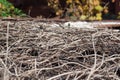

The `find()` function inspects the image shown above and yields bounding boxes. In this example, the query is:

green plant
[48,0,104,20]
[0,0,26,17]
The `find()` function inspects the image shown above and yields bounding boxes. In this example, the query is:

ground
[0,19,120,80]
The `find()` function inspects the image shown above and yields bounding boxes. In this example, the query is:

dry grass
[0,20,120,80]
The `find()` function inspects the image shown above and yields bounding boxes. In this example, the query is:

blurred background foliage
[0,0,120,20]
[0,0,26,17]
[48,0,104,20]
[48,0,117,20]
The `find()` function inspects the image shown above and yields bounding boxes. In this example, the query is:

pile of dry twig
[0,20,120,80]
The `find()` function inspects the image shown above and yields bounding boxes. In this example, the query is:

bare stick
[47,71,82,80]
[87,33,97,80]
[4,22,10,80]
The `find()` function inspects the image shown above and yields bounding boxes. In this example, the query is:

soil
[0,19,120,80]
